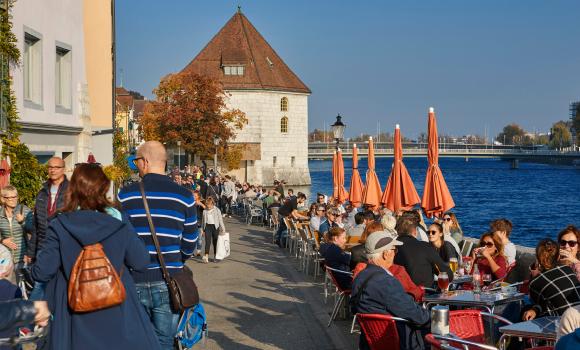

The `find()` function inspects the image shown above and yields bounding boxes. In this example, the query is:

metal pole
[214,146,217,173]
[178,144,181,170]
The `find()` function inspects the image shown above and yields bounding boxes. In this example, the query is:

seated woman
[428,223,458,263]
[472,232,507,280]
[320,227,352,290]
[524,239,580,320]
[558,225,580,281]
[442,212,463,244]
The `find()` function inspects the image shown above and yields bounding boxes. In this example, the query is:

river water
[306,157,580,247]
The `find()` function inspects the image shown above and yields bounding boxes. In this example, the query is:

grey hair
[0,185,18,196]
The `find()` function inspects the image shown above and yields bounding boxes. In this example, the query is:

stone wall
[225,90,311,185]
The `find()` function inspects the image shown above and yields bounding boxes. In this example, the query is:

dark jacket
[350,243,367,270]
[556,328,580,350]
[320,242,352,290]
[27,178,69,259]
[0,300,36,332]
[529,265,580,316]
[31,210,160,350]
[432,241,459,263]
[394,235,453,288]
[350,264,430,350]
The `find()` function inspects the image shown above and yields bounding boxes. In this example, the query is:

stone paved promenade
[187,218,358,350]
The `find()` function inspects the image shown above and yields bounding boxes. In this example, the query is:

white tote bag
[215,232,231,260]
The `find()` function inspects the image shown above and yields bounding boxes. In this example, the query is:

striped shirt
[529,265,580,316]
[118,173,198,283]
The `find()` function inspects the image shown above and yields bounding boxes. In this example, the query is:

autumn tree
[140,72,247,169]
[496,123,525,145]
[549,121,572,150]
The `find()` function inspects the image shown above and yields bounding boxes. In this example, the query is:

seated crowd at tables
[268,190,580,350]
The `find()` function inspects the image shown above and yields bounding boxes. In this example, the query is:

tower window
[280,97,288,111]
[291,156,295,167]
[223,65,244,75]
[280,116,288,133]
[273,156,277,167]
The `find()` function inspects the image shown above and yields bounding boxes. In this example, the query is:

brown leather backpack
[68,243,126,312]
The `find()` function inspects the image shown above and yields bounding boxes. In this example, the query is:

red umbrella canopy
[382,124,421,212]
[362,137,382,209]
[336,149,349,204]
[349,144,364,207]
[421,107,455,218]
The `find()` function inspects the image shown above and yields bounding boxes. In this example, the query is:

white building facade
[182,11,311,185]
[11,0,91,167]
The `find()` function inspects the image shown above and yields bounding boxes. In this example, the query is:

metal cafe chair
[425,310,512,350]
[324,266,353,327]
[356,313,410,350]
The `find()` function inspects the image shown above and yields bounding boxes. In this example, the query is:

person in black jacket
[320,227,351,290]
[394,219,453,288]
[427,223,458,263]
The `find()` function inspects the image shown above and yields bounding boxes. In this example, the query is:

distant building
[181,10,311,185]
[115,87,145,153]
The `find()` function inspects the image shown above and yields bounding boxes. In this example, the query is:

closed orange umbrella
[332,150,338,199]
[349,144,364,207]
[362,137,382,209]
[336,149,349,204]
[421,107,455,218]
[0,158,11,188]
[382,124,420,212]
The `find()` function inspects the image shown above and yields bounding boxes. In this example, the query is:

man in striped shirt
[118,141,198,350]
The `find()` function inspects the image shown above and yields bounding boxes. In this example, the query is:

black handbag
[139,182,199,313]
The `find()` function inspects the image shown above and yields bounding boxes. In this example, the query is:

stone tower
[182,10,311,186]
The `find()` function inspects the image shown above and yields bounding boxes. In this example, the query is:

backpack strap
[138,181,172,284]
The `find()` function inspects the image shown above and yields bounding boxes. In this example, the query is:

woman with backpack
[31,163,160,350]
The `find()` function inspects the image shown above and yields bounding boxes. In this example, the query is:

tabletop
[499,316,559,340]
[424,290,525,310]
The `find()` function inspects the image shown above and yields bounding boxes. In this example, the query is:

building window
[291,156,295,167]
[24,32,42,105]
[273,156,277,167]
[281,97,288,111]
[280,116,288,133]
[55,46,72,110]
[223,65,244,76]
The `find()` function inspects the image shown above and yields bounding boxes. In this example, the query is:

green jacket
[0,204,32,263]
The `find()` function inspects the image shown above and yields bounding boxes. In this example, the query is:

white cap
[429,107,435,113]
[353,143,357,148]
[369,136,373,141]
[395,124,400,129]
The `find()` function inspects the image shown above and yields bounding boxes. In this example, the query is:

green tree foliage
[549,121,572,150]
[496,123,525,145]
[0,2,46,207]
[110,119,131,190]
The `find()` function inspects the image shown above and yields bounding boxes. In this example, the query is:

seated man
[347,212,366,239]
[309,205,327,232]
[351,232,430,350]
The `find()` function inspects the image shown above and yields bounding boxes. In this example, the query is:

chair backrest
[312,231,321,250]
[297,227,309,242]
[325,266,352,293]
[356,313,402,350]
[449,310,485,343]
[270,207,279,223]
[347,235,361,244]
[460,240,474,257]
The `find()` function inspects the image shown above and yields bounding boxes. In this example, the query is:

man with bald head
[118,141,199,349]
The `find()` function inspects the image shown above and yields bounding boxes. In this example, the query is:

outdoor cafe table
[423,290,525,314]
[498,316,559,350]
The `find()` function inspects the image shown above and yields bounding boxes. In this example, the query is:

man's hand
[23,255,32,264]
[33,301,51,327]
[1,237,17,250]
[522,309,537,321]
[15,213,24,223]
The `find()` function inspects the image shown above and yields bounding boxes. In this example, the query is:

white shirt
[50,184,59,205]
[504,242,517,266]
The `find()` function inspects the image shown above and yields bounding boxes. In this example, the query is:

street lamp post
[330,114,346,151]
[213,137,219,174]
[177,140,181,170]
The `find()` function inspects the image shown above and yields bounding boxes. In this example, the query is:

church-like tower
[182,10,311,185]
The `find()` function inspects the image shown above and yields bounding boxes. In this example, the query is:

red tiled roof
[182,12,311,94]
[133,99,148,116]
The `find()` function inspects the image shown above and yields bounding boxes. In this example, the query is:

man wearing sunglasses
[309,205,327,232]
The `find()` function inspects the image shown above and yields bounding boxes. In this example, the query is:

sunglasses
[428,230,440,236]
[47,166,65,170]
[132,157,145,165]
[443,218,452,222]
[480,242,494,248]
[560,240,578,248]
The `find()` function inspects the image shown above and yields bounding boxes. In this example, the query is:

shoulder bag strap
[138,181,172,284]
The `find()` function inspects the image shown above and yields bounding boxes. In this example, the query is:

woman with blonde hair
[442,212,463,243]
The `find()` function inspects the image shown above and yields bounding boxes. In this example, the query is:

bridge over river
[308,142,580,166]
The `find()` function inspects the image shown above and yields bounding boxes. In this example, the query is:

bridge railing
[307,147,580,156]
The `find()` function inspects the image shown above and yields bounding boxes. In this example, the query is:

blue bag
[176,303,207,349]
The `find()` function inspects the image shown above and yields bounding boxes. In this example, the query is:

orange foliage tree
[139,72,248,168]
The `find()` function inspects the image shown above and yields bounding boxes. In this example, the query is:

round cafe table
[498,316,559,350]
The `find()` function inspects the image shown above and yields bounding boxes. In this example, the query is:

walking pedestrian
[118,141,199,350]
[31,163,161,350]
[201,197,226,263]
[221,175,235,217]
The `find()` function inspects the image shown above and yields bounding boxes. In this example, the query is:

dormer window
[223,65,244,76]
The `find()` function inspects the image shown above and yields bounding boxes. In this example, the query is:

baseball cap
[365,231,403,255]
[0,245,13,278]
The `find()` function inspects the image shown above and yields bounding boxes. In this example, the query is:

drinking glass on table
[462,257,473,274]
[437,272,450,294]
[449,257,458,274]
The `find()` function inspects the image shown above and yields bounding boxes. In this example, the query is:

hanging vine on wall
[0,1,47,206]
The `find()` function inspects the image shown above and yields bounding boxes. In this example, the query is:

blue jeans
[135,281,179,350]
[28,281,46,301]
[275,214,288,246]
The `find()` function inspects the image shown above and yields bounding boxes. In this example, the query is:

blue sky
[116,0,580,139]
